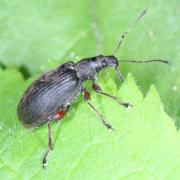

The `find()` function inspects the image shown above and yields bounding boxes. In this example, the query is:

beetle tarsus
[104,122,114,131]
[42,149,50,169]
[122,102,133,108]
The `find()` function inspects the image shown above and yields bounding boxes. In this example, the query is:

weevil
[17,9,171,168]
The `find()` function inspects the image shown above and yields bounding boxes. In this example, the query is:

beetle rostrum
[17,9,171,168]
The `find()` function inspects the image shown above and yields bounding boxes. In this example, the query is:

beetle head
[95,55,124,82]
[96,55,118,68]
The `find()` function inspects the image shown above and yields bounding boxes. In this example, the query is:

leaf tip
[148,85,160,98]
[143,84,163,108]
[123,73,137,87]
[126,72,134,80]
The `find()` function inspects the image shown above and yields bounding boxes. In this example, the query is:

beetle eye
[102,61,107,66]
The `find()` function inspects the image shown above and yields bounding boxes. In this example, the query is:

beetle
[17,9,170,168]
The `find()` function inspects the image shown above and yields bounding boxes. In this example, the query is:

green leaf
[0,69,180,179]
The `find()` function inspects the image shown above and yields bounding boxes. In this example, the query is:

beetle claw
[123,103,133,108]
[105,123,115,131]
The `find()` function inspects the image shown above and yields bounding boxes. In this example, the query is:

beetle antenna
[118,59,171,65]
[113,9,147,54]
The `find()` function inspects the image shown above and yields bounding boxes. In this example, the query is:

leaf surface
[0,69,179,179]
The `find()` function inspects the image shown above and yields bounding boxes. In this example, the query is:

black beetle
[17,9,170,168]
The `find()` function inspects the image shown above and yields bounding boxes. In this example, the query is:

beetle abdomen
[17,63,82,128]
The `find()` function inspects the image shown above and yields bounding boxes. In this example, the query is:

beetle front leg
[83,88,114,131]
[92,81,132,108]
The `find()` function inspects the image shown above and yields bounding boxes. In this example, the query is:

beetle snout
[105,55,123,82]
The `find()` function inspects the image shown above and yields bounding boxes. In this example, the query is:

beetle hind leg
[42,122,53,168]
[42,105,70,168]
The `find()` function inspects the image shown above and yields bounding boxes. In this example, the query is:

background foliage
[0,0,179,179]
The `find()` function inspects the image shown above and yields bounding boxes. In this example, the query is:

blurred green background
[0,0,179,127]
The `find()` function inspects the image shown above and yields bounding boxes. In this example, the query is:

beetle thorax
[75,59,98,81]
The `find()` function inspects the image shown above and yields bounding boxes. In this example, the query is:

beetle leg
[42,123,53,168]
[48,123,53,150]
[83,89,114,131]
[54,111,66,121]
[83,88,91,101]
[42,105,70,168]
[53,105,70,121]
[92,81,133,108]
